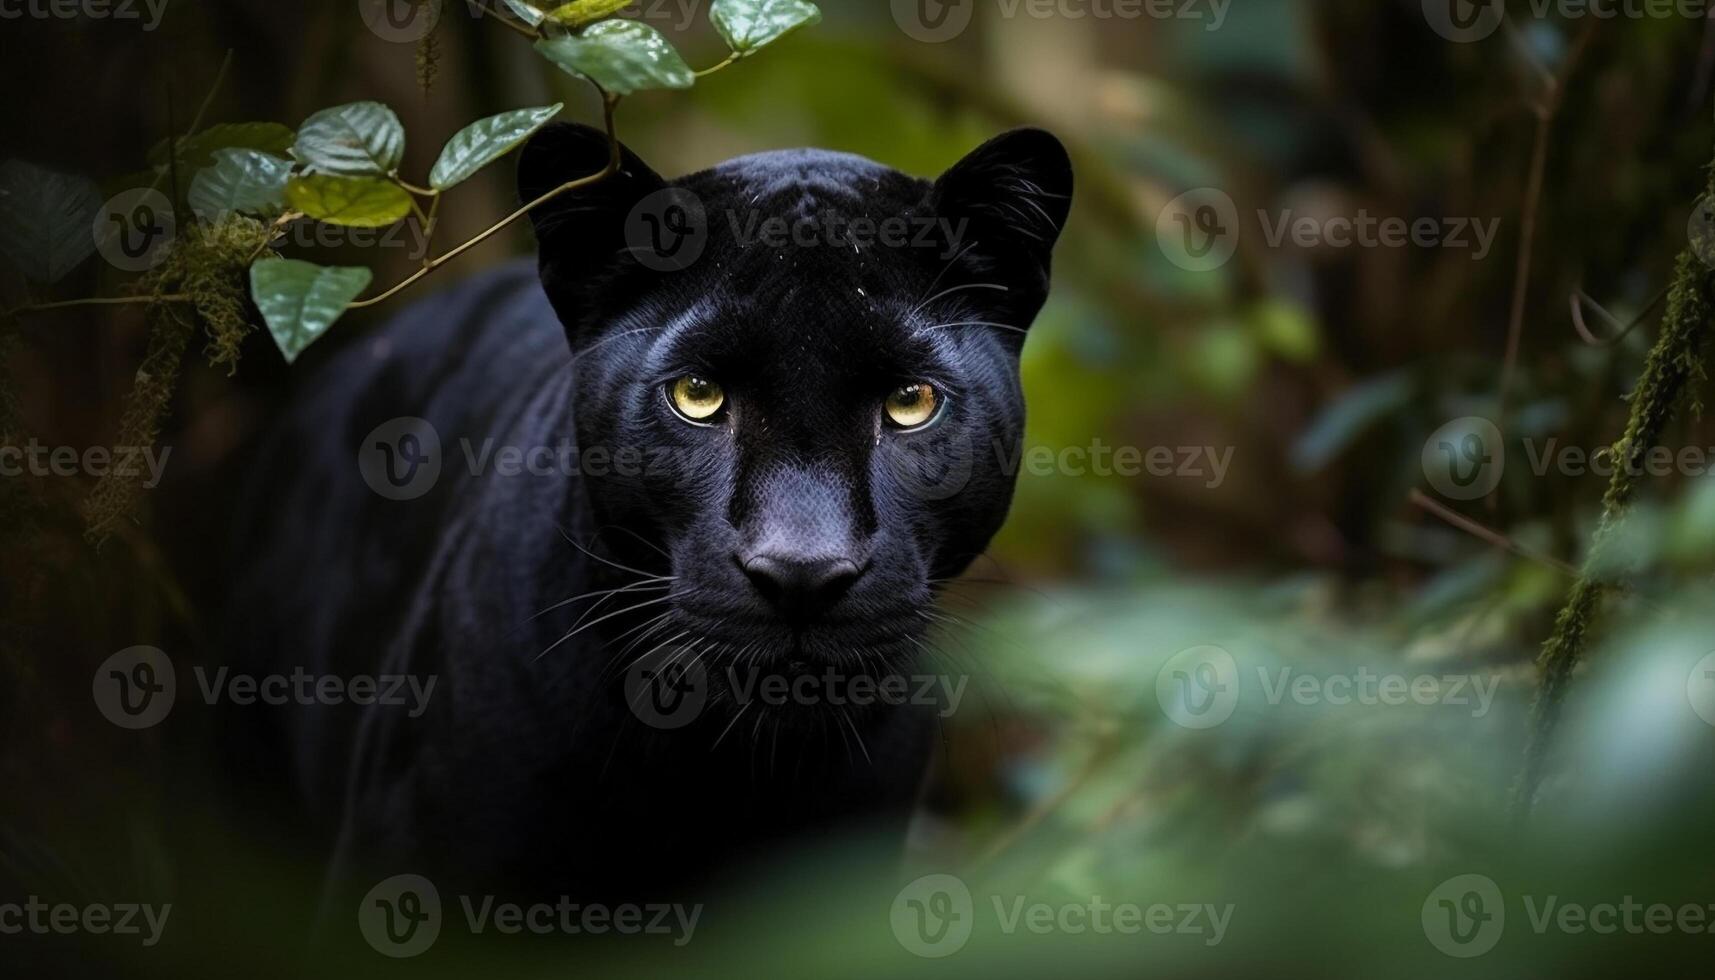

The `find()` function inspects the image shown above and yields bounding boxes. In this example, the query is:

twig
[1569,285,1666,347]
[474,0,540,38]
[3,295,191,319]
[695,53,741,78]
[346,89,621,310]
[149,50,234,199]
[1496,22,1596,427]
[1408,489,1580,578]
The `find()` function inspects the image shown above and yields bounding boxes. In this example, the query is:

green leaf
[710,0,821,53]
[149,122,296,172]
[533,20,694,95]
[0,159,102,284]
[545,0,631,29]
[501,0,547,25]
[429,103,563,190]
[188,149,293,221]
[249,259,372,363]
[284,174,413,227]
[293,102,405,177]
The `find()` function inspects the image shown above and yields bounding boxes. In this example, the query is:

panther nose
[738,553,865,620]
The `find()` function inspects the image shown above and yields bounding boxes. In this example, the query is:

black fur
[223,126,1072,902]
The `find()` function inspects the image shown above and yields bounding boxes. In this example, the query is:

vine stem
[346,90,621,310]
[393,176,438,197]
[696,53,742,78]
[475,0,540,38]
[1496,20,1595,430]
[148,48,234,205]
[3,294,191,318]
[1511,138,1715,822]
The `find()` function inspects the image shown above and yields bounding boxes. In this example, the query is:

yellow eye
[668,375,725,421]
[884,382,940,429]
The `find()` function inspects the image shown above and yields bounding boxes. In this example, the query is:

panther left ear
[930,128,1074,323]
[517,121,668,338]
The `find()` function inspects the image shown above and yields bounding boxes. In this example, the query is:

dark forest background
[6,1,1715,975]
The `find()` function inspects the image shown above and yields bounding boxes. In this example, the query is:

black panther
[222,122,1072,903]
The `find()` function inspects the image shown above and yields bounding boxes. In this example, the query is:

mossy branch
[1512,145,1715,821]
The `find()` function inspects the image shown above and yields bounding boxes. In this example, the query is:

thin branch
[150,49,234,199]
[420,194,441,270]
[3,295,191,319]
[1495,22,1597,426]
[346,90,621,310]
[391,175,438,197]
[245,211,301,264]
[1569,285,1667,347]
[1407,489,1579,578]
[474,0,540,38]
[695,53,741,78]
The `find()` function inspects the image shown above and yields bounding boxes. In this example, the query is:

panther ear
[518,122,667,331]
[930,128,1074,327]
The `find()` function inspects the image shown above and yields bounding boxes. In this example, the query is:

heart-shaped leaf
[284,174,413,227]
[501,0,547,25]
[188,149,293,221]
[149,122,296,173]
[710,0,821,53]
[545,0,631,29]
[533,20,694,95]
[293,102,405,177]
[429,103,564,190]
[0,159,103,284]
[249,258,372,363]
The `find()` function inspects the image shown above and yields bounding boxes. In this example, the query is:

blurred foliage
[6,0,1715,976]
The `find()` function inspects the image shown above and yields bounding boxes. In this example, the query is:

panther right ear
[517,122,667,327]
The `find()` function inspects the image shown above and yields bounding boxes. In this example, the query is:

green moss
[1515,166,1715,817]
[80,215,273,543]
